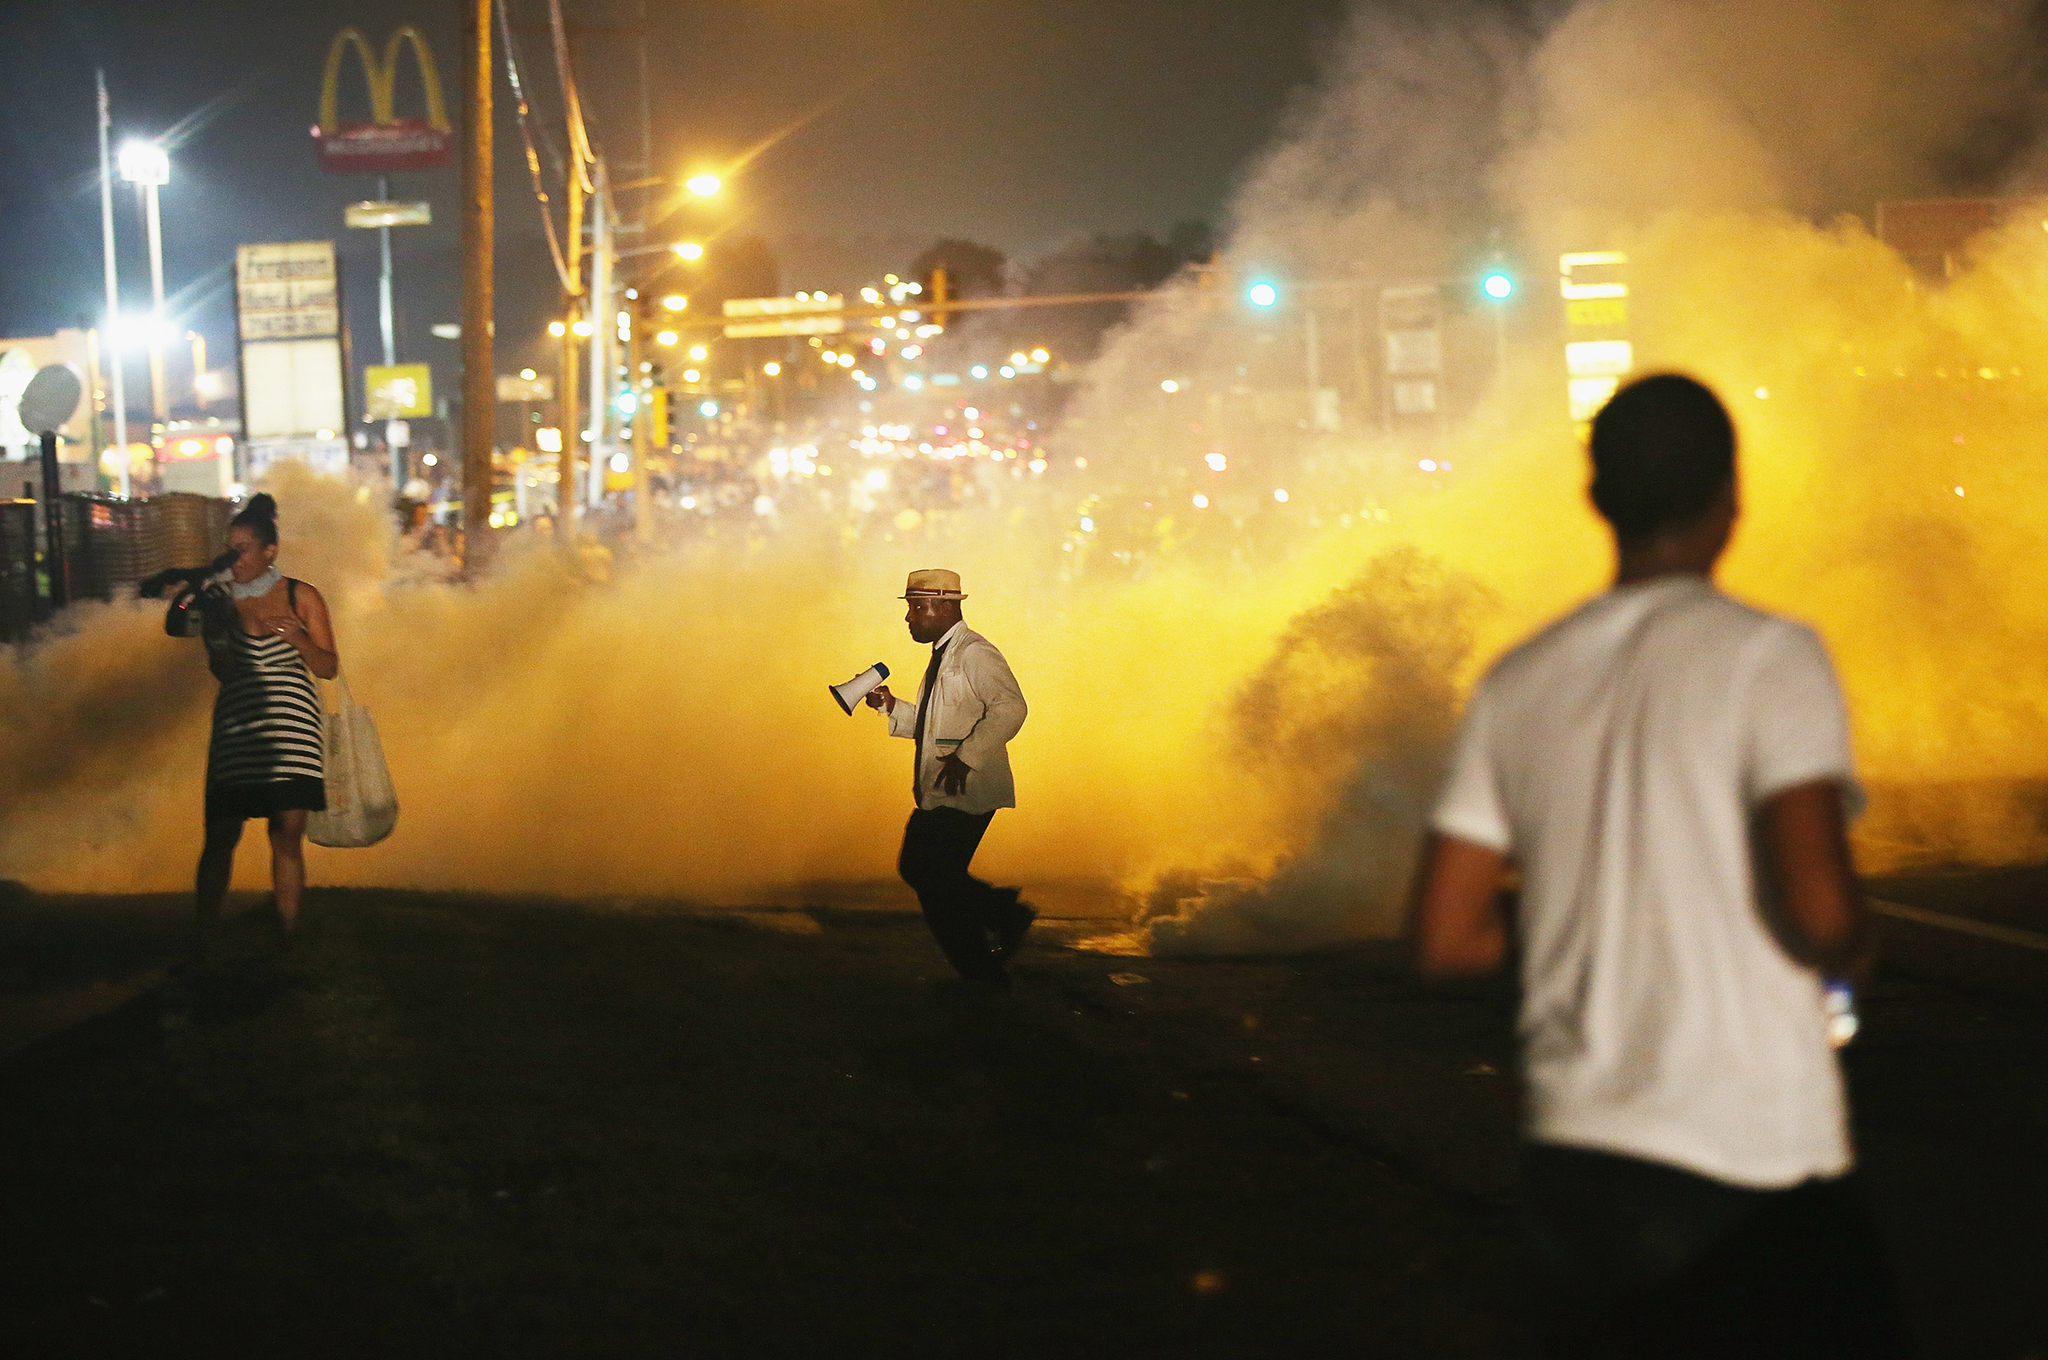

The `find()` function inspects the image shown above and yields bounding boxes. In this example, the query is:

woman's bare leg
[195,815,244,957]
[268,810,308,935]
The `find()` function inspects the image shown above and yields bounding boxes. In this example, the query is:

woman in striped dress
[185,494,339,951]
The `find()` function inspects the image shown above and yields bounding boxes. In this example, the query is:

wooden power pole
[460,0,495,571]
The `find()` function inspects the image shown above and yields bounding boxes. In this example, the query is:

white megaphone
[829,662,891,715]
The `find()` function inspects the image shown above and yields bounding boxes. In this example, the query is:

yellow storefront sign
[366,363,432,418]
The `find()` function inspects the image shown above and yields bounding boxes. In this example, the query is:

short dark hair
[230,492,280,548]
[1588,374,1735,541]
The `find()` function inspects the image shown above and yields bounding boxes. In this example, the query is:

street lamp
[671,242,704,261]
[117,138,171,427]
[685,173,721,197]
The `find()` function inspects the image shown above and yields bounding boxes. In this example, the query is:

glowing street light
[656,330,679,347]
[1247,281,1279,308]
[685,173,721,197]
[662,294,687,311]
[117,138,172,423]
[572,319,594,337]
[1481,269,1515,300]
[549,320,567,337]
[116,139,168,185]
[688,344,708,361]
[762,362,781,376]
[671,242,705,261]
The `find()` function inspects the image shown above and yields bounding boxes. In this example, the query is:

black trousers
[898,807,1020,979]
[1521,1142,1911,1358]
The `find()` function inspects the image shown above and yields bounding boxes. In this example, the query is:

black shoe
[993,899,1037,963]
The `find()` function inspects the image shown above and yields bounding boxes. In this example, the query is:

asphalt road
[0,884,2041,1357]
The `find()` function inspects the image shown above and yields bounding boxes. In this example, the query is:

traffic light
[1246,280,1279,308]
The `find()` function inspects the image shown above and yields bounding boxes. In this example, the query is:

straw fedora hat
[899,568,967,599]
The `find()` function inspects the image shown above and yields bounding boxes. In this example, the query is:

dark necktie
[912,641,948,800]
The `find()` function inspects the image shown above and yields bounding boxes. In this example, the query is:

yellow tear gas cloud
[8,0,2048,955]
[0,461,1378,900]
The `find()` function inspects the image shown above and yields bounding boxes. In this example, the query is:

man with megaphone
[865,569,1033,985]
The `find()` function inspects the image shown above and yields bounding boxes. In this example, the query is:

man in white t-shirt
[1411,374,1906,1356]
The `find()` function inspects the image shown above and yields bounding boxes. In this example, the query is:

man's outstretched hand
[937,753,972,796]
[865,685,895,714]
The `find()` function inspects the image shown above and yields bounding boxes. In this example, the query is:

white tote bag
[307,672,399,848]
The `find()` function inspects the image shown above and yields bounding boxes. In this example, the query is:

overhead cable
[497,0,575,292]
[547,0,598,190]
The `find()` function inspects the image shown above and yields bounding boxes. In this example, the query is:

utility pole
[95,70,129,495]
[585,160,611,511]
[628,294,652,543]
[555,159,583,541]
[459,0,494,570]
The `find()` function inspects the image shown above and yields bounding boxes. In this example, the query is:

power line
[497,0,574,292]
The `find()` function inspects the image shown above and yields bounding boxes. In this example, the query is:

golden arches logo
[318,26,449,135]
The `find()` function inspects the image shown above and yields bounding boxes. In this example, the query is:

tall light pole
[118,139,170,430]
[376,176,397,368]
[95,71,129,495]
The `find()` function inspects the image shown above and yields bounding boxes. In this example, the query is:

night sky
[0,0,1349,404]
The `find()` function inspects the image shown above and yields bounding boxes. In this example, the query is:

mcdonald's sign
[313,26,452,174]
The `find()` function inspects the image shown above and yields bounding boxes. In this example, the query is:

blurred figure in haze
[865,569,1033,986]
[1409,375,1906,1357]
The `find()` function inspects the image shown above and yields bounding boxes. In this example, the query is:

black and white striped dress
[205,620,326,821]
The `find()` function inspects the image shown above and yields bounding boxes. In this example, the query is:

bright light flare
[662,294,687,311]
[762,362,781,376]
[672,242,705,261]
[1247,281,1278,307]
[118,139,169,185]
[685,173,722,197]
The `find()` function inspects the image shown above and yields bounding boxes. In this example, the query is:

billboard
[236,241,340,341]
[237,242,348,476]
[722,293,847,337]
[314,26,453,174]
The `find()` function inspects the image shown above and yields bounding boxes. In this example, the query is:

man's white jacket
[886,623,1027,813]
